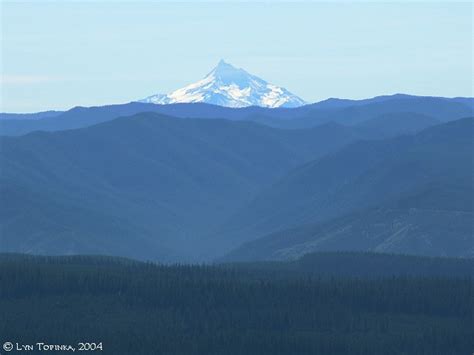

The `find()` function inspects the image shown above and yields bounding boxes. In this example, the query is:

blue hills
[1,93,472,136]
[0,94,472,262]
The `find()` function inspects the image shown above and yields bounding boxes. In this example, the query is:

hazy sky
[1,1,472,112]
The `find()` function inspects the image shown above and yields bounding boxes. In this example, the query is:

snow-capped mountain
[139,60,306,108]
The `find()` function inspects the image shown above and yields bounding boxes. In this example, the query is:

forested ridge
[0,253,472,355]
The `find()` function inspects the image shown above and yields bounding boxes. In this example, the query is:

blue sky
[1,1,472,112]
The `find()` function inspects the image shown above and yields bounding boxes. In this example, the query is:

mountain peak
[207,60,245,80]
[214,59,242,73]
[140,61,306,108]
[216,59,232,68]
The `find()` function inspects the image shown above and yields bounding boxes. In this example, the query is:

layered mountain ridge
[0,93,472,262]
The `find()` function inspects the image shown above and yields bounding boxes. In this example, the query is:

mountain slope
[354,112,440,138]
[0,114,363,261]
[218,118,474,255]
[140,60,306,108]
[224,206,474,261]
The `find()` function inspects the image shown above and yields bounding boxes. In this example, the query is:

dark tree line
[0,254,472,355]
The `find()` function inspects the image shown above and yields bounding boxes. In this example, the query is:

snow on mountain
[139,60,306,108]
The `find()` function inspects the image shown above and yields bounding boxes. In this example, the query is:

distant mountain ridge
[0,110,63,120]
[1,94,472,136]
[139,60,306,108]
